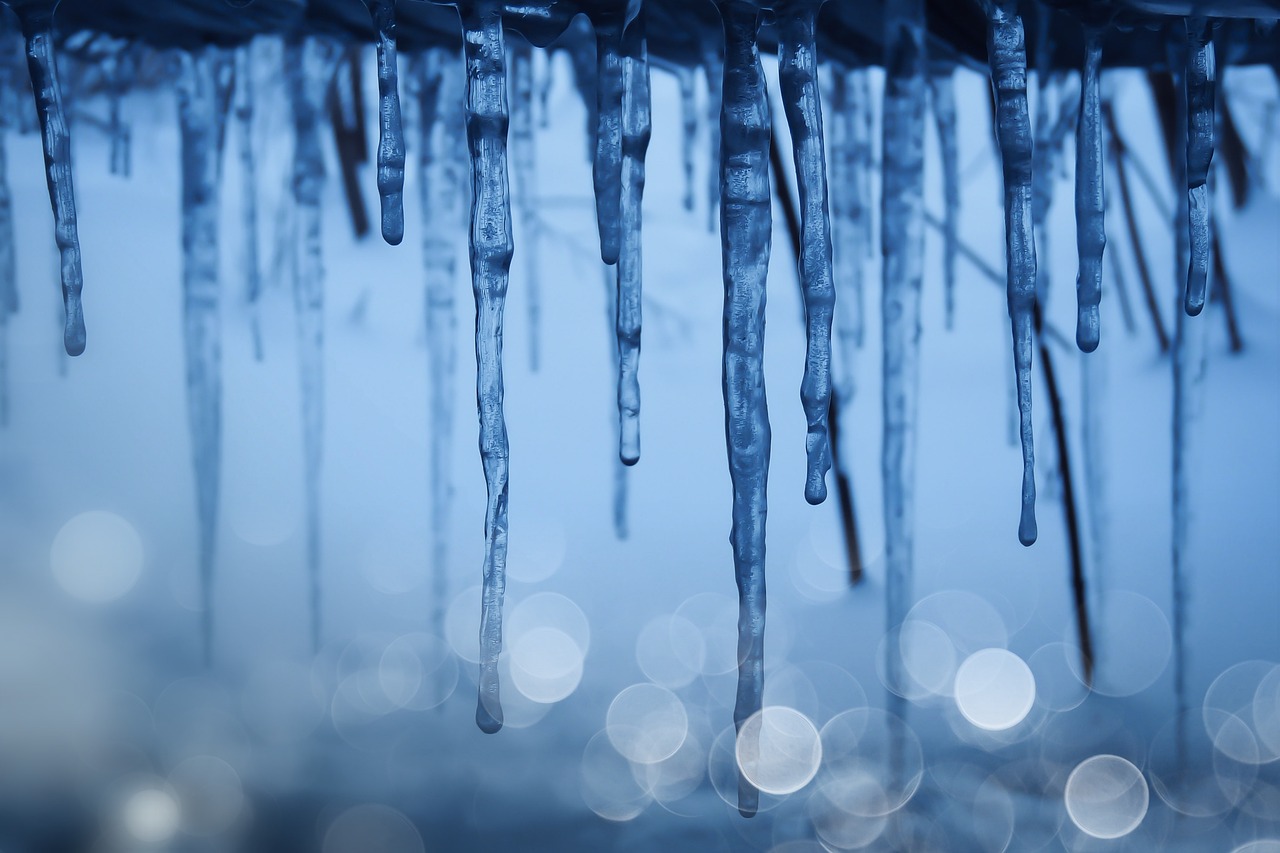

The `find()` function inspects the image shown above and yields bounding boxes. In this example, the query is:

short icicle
[510,39,541,372]
[176,45,233,664]
[982,0,1038,546]
[715,0,772,818]
[880,0,927,715]
[415,47,466,641]
[457,0,514,735]
[678,66,698,212]
[615,12,650,467]
[777,0,834,506]
[1183,18,1216,317]
[928,66,959,331]
[287,37,337,654]
[1074,25,1106,352]
[7,0,86,356]
[364,0,407,245]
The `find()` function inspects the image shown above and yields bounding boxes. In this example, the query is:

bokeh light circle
[606,684,689,764]
[50,511,144,603]
[1064,754,1148,839]
[819,708,923,817]
[322,803,425,853]
[122,785,181,845]
[735,706,822,796]
[953,648,1036,731]
[1204,660,1280,764]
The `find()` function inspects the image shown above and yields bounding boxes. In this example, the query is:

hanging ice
[414,47,466,641]
[510,39,540,372]
[4,0,86,356]
[714,0,771,818]
[102,39,134,178]
[678,66,698,212]
[928,67,959,331]
[286,37,337,654]
[235,43,264,362]
[0,113,14,428]
[777,0,834,507]
[364,0,407,246]
[880,0,926,703]
[176,44,233,664]
[1183,18,1216,317]
[615,11,649,467]
[702,39,724,232]
[603,263,629,539]
[981,0,1038,546]
[454,0,515,735]
[1074,23,1106,352]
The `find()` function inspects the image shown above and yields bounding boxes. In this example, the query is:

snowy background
[0,36,1277,852]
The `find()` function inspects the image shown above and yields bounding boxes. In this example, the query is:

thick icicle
[416,47,466,641]
[364,0,407,245]
[880,0,926,711]
[1183,18,1216,317]
[1075,26,1106,352]
[8,0,86,356]
[615,14,649,467]
[287,38,336,654]
[592,11,626,266]
[982,0,1038,546]
[176,45,232,664]
[928,67,959,331]
[715,0,771,818]
[510,40,540,372]
[777,0,834,507]
[457,0,514,735]
[702,41,724,232]
[235,43,264,362]
[678,66,698,212]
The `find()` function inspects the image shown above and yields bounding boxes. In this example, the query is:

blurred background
[0,9,1277,852]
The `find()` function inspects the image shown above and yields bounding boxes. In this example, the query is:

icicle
[591,11,625,266]
[677,66,698,213]
[981,0,1038,546]
[615,14,649,467]
[603,263,629,539]
[456,0,514,735]
[702,41,723,233]
[928,67,959,331]
[286,38,337,655]
[714,0,771,819]
[1183,18,1216,317]
[0,121,14,428]
[235,43,264,362]
[536,48,552,129]
[826,65,857,397]
[7,0,86,356]
[176,45,232,664]
[415,47,466,642]
[103,41,134,178]
[364,0,407,245]
[880,0,926,716]
[1075,25,1106,353]
[777,0,834,507]
[510,40,540,372]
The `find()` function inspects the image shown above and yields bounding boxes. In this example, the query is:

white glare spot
[606,684,688,765]
[1064,755,1148,839]
[123,787,181,844]
[735,707,822,796]
[954,648,1035,731]
[510,626,584,704]
[50,511,144,603]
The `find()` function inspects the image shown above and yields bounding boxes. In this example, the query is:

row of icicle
[0,0,1230,817]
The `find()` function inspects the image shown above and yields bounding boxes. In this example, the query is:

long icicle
[982,0,1038,546]
[826,64,859,393]
[777,0,834,507]
[416,47,465,642]
[365,0,407,245]
[0,117,15,428]
[510,39,540,372]
[104,41,134,178]
[235,43,264,362]
[716,0,771,819]
[928,66,960,331]
[703,39,724,233]
[881,0,926,737]
[1183,18,1215,317]
[616,13,650,467]
[287,38,336,654]
[1075,25,1106,352]
[458,0,514,735]
[176,45,230,665]
[603,263,629,539]
[10,1,85,356]
[592,10,626,266]
[849,69,872,347]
